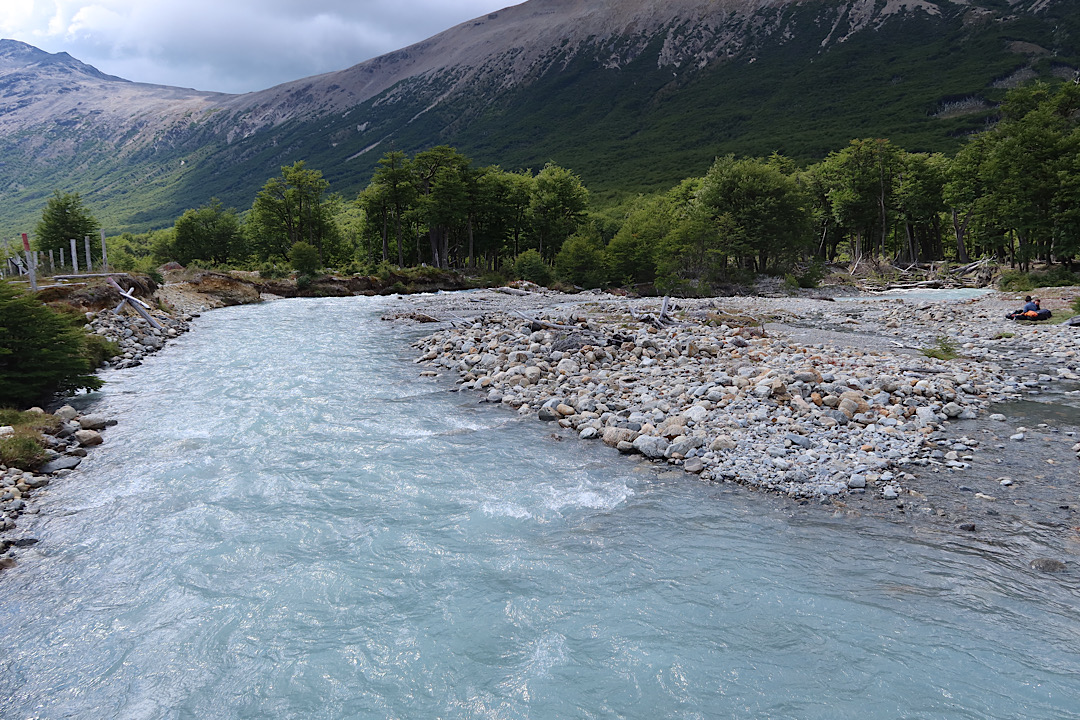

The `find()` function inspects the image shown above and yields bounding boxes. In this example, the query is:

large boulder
[632,435,669,459]
[602,427,635,447]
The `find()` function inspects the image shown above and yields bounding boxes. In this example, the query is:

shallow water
[2,296,1079,719]
[836,288,996,302]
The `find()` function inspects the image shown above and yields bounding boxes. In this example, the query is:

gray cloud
[2,0,515,93]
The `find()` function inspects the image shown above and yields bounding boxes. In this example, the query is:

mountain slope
[1,0,1077,234]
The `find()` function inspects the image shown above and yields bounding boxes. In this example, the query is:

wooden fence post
[70,238,79,274]
[22,233,36,291]
[84,236,92,272]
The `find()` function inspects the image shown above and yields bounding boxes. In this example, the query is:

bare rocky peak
[0,38,223,147]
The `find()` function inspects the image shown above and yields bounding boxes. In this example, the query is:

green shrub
[479,271,507,287]
[513,249,552,286]
[0,282,102,407]
[257,262,289,279]
[794,261,826,288]
[554,234,607,288]
[295,274,313,290]
[1033,266,1080,288]
[289,242,321,277]
[84,335,121,367]
[998,271,1033,292]
[999,267,1080,292]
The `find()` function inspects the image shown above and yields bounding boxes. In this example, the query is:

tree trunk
[381,209,389,263]
[467,216,475,270]
[951,209,970,264]
[394,212,403,267]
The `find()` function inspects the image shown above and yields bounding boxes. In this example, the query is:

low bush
[257,262,290,279]
[479,271,507,287]
[513,249,552,286]
[84,335,122,368]
[999,267,1080,292]
[289,242,321,277]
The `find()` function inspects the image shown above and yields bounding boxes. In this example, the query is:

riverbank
[0,299,194,567]
[396,286,1080,560]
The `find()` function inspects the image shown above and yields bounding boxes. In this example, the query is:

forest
[19,81,1080,295]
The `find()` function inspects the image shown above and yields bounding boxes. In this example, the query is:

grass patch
[0,431,46,469]
[921,336,960,361]
[0,409,60,470]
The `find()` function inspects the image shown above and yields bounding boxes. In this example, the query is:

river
[2,296,1078,719]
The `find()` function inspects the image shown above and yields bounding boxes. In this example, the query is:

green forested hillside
[1,0,1077,235]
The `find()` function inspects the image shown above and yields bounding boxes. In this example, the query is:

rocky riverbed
[5,283,1077,571]
[397,287,1080,556]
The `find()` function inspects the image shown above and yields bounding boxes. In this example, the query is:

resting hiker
[1007,296,1052,321]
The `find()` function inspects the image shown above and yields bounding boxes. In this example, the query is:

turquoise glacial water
[1,296,1078,719]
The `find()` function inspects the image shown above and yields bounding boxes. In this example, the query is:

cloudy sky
[1,0,516,94]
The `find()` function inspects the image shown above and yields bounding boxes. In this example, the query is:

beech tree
[369,150,416,265]
[529,163,589,260]
[172,199,243,265]
[248,162,341,263]
[694,154,811,272]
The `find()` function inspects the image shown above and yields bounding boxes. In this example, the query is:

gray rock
[824,409,850,426]
[710,436,736,452]
[632,435,669,459]
[941,402,963,418]
[74,429,103,447]
[39,456,82,473]
[537,407,559,422]
[603,427,636,447]
[78,414,109,431]
[54,405,78,421]
[683,457,705,474]
[1030,558,1067,573]
[785,433,813,449]
[847,475,867,489]
[616,440,636,454]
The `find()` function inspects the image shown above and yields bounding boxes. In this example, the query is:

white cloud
[1,0,516,93]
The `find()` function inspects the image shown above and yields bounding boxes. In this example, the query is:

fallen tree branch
[514,311,578,331]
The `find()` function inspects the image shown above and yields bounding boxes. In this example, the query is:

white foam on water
[480,501,534,520]
[544,480,634,513]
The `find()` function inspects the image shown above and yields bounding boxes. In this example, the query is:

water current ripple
[1,296,1078,719]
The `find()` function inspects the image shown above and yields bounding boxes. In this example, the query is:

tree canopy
[33,191,100,258]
